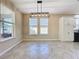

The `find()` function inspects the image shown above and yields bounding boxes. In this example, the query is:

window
[40,17,48,35]
[29,16,48,35]
[75,19,79,29]
[74,15,79,30]
[0,15,14,38]
[29,17,38,35]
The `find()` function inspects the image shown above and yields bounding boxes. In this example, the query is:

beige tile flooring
[0,41,79,59]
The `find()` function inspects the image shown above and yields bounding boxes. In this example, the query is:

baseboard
[59,39,74,42]
[23,39,59,42]
[0,40,22,57]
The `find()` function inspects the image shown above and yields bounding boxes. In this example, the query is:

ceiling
[10,0,79,14]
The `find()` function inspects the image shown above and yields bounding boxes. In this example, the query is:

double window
[29,16,48,35]
[0,15,14,38]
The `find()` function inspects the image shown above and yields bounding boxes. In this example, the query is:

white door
[59,16,74,41]
[64,17,74,41]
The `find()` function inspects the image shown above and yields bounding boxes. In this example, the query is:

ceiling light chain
[31,0,49,17]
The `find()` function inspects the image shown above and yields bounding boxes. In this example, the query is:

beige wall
[23,14,61,41]
[0,0,22,55]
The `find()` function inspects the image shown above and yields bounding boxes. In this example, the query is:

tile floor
[0,41,79,59]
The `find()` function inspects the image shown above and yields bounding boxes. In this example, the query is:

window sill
[0,37,15,42]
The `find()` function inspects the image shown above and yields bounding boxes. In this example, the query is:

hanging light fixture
[31,0,49,17]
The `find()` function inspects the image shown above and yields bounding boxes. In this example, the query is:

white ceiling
[10,0,79,14]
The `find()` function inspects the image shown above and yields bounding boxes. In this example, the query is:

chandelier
[31,0,49,17]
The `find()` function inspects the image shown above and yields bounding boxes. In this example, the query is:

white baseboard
[0,40,22,57]
[59,39,74,42]
[23,39,59,42]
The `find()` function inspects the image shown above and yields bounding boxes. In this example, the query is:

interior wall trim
[23,39,59,42]
[0,40,22,57]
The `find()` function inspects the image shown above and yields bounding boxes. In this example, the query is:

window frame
[74,15,79,31]
[29,17,38,35]
[39,17,48,35]
[29,16,48,35]
[0,14,15,40]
